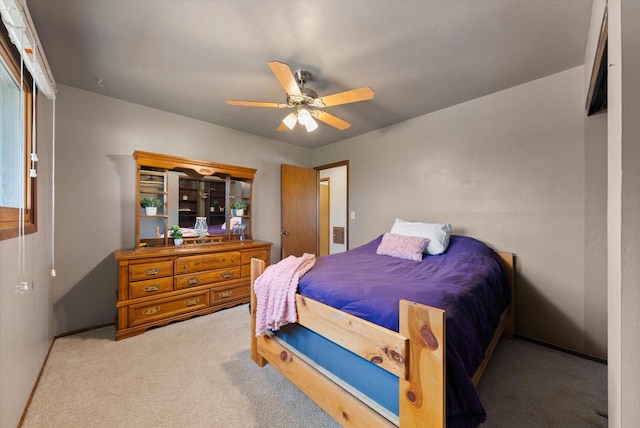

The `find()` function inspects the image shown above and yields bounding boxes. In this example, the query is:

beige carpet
[22,305,606,427]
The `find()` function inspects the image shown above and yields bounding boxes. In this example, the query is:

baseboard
[17,336,55,428]
[18,322,116,427]
[515,334,607,365]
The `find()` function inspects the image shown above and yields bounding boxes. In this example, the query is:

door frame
[319,177,330,256]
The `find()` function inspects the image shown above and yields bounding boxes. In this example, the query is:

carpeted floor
[22,305,607,427]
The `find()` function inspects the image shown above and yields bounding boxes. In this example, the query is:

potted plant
[230,200,248,216]
[140,197,163,215]
[169,225,183,246]
[210,200,219,213]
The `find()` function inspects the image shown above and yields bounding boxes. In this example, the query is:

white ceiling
[27,0,592,149]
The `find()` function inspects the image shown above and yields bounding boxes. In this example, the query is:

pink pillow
[221,217,242,230]
[376,233,429,261]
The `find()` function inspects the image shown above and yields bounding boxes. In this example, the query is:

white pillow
[390,218,453,255]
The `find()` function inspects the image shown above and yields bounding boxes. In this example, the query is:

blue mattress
[275,323,399,420]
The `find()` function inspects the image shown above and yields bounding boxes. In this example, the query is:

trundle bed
[250,234,515,427]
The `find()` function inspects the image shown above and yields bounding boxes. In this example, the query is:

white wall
[607,1,640,426]
[313,65,608,358]
[51,84,311,335]
[0,97,55,428]
[583,0,609,369]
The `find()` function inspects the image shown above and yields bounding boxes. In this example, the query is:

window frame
[0,22,37,240]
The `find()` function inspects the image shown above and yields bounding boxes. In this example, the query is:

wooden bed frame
[249,252,515,427]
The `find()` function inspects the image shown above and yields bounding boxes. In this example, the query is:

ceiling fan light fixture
[304,117,318,132]
[296,108,318,132]
[282,112,297,130]
[297,108,312,126]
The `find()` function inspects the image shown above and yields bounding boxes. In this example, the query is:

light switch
[350,211,356,220]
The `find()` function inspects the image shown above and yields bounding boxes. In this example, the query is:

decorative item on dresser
[115,151,272,340]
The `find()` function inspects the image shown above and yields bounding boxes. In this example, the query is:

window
[0,22,36,240]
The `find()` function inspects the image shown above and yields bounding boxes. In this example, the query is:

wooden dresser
[114,240,271,340]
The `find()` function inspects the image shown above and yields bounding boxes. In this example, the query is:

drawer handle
[251,255,260,259]
[220,290,233,298]
[221,271,233,279]
[186,277,200,285]
[185,298,200,306]
[143,285,160,292]
[144,267,160,275]
[142,306,160,315]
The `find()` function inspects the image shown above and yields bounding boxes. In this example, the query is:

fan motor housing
[287,87,319,106]
[301,87,318,99]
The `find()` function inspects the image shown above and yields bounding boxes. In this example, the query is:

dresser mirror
[134,151,255,248]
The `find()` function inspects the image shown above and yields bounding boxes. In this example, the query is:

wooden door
[281,164,318,258]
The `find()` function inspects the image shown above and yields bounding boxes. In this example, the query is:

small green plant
[169,225,183,239]
[140,197,163,208]
[230,200,248,210]
[211,200,219,207]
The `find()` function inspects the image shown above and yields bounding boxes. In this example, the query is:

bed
[249,233,514,427]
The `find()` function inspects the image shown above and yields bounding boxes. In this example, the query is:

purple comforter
[298,235,511,427]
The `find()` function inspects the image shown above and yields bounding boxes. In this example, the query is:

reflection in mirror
[169,172,227,236]
[134,150,255,248]
[164,172,251,244]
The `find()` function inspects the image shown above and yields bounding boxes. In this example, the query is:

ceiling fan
[226,61,374,133]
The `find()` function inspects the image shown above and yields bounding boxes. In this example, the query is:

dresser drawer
[211,284,250,303]
[130,277,174,299]
[175,251,241,274]
[174,266,241,290]
[241,250,268,265]
[241,264,251,278]
[128,291,209,327]
[129,260,174,282]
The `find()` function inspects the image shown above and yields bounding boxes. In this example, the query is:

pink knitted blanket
[254,253,316,337]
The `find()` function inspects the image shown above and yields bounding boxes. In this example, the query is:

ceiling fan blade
[276,122,289,132]
[315,110,351,130]
[319,87,374,107]
[226,100,285,108]
[268,61,302,97]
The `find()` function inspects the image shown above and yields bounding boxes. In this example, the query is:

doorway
[316,161,348,255]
